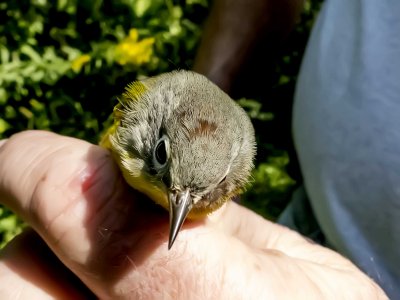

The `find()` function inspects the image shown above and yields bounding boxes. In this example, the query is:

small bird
[100,70,255,249]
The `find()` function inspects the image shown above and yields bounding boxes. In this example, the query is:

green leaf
[0,119,10,134]
[133,0,152,17]
[186,0,208,6]
[0,88,7,105]
[19,107,33,119]
[0,46,10,63]
[30,99,45,111]
[20,45,42,62]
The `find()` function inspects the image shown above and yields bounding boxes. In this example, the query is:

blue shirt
[293,0,400,297]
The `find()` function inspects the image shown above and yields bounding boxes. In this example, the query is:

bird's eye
[155,140,167,164]
[153,135,169,168]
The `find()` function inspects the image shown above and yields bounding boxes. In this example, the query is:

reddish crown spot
[189,119,218,138]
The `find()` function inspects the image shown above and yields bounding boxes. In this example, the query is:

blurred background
[0,0,322,247]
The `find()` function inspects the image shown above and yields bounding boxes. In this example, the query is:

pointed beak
[168,189,192,249]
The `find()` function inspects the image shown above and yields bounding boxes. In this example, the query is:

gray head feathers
[111,70,256,214]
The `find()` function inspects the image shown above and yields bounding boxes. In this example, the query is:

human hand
[0,131,387,299]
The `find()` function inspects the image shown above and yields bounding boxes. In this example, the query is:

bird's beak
[168,189,192,249]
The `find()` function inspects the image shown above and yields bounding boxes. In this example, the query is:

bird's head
[109,71,256,248]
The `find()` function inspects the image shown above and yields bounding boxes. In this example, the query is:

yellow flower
[71,54,91,72]
[115,29,155,66]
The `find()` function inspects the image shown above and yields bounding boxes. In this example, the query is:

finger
[0,130,146,296]
[207,200,306,249]
[0,229,95,299]
[207,201,358,269]
[0,130,102,220]
[206,202,387,298]
[0,130,129,266]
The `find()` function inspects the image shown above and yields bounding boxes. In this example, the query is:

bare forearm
[193,0,304,92]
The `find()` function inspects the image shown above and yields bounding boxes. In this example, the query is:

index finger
[0,131,161,297]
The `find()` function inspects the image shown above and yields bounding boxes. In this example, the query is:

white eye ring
[153,134,170,169]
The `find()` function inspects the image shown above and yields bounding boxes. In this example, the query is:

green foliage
[0,206,26,248]
[0,0,323,246]
[0,0,208,141]
[242,155,296,220]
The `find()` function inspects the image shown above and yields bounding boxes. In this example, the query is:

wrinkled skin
[0,131,386,299]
